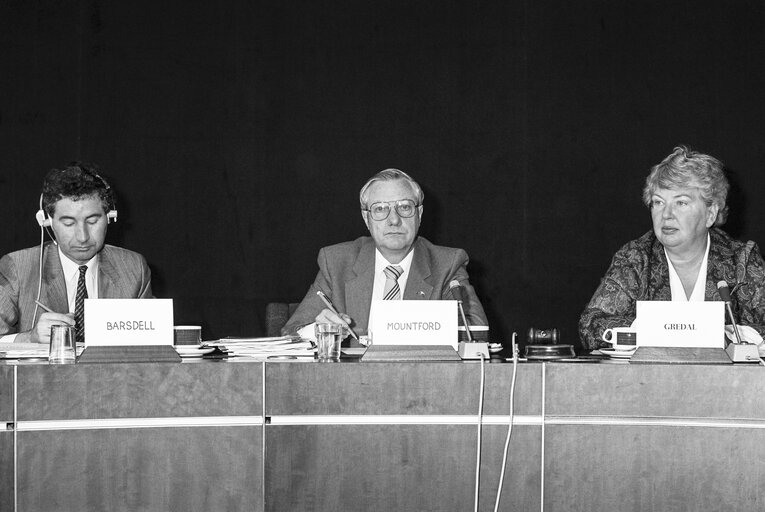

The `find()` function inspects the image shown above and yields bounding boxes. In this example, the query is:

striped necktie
[74,265,88,344]
[382,265,404,300]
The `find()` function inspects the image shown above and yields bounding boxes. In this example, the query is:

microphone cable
[493,332,519,512]
[32,195,57,326]
[31,224,46,326]
[473,350,486,512]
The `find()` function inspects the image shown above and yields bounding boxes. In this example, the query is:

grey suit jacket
[283,236,487,336]
[0,242,153,335]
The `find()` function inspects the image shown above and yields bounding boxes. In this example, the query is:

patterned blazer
[282,236,488,336]
[578,228,765,350]
[0,242,153,335]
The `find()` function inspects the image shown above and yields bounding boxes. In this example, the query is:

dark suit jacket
[283,236,487,336]
[0,242,153,335]
[579,228,765,350]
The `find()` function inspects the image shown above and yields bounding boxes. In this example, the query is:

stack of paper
[0,342,50,359]
[0,343,87,360]
[207,336,315,359]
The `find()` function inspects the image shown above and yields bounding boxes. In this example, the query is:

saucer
[175,346,215,358]
[488,343,503,354]
[600,348,636,359]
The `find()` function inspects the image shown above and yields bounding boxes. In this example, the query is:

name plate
[635,301,724,348]
[84,299,174,346]
[369,300,457,349]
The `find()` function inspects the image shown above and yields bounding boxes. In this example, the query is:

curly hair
[642,146,729,226]
[42,162,115,216]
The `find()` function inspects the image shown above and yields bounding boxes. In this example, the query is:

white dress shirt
[297,248,416,341]
[664,234,710,302]
[58,249,100,311]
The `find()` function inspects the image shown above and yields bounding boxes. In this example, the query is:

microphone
[449,280,464,302]
[449,280,472,342]
[717,281,743,344]
[717,280,733,303]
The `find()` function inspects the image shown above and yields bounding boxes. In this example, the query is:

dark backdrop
[2,1,764,351]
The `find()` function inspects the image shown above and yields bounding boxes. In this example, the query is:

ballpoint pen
[316,290,359,340]
[35,300,53,313]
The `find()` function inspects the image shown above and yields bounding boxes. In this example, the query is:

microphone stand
[723,303,759,363]
[456,300,488,360]
[718,281,759,363]
[458,300,473,342]
[724,301,743,345]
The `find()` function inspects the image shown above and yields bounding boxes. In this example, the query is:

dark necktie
[383,265,404,300]
[74,265,88,344]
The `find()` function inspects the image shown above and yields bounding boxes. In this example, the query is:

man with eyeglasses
[283,168,487,339]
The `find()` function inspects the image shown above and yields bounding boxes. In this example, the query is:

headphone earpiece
[36,208,117,226]
[35,209,51,227]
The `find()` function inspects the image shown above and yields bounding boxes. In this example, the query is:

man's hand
[315,308,353,329]
[314,309,354,340]
[24,312,75,344]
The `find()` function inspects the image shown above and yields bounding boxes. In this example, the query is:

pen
[316,290,359,340]
[35,300,53,313]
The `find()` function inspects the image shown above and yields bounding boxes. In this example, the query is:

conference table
[2,352,765,511]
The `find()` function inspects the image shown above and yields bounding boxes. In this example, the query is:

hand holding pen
[315,290,359,340]
[29,300,74,344]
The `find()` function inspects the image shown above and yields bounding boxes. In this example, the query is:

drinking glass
[49,325,76,364]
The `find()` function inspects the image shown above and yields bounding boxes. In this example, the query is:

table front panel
[546,363,765,419]
[265,362,541,416]
[544,424,765,512]
[264,423,541,512]
[17,425,262,512]
[17,362,263,421]
[1,431,12,512]
[0,365,13,421]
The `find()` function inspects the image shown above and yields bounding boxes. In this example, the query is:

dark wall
[2,1,764,350]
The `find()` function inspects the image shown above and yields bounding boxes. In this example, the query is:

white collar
[664,233,710,302]
[58,248,99,282]
[374,248,414,277]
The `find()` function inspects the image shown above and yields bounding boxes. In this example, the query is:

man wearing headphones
[0,162,153,344]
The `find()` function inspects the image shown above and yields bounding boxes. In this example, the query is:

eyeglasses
[363,199,420,221]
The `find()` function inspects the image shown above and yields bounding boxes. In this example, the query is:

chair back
[265,302,299,337]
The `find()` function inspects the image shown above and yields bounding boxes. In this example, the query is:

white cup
[602,327,637,350]
[173,325,202,346]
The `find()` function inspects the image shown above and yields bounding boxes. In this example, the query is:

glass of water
[315,323,343,362]
[49,325,76,364]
